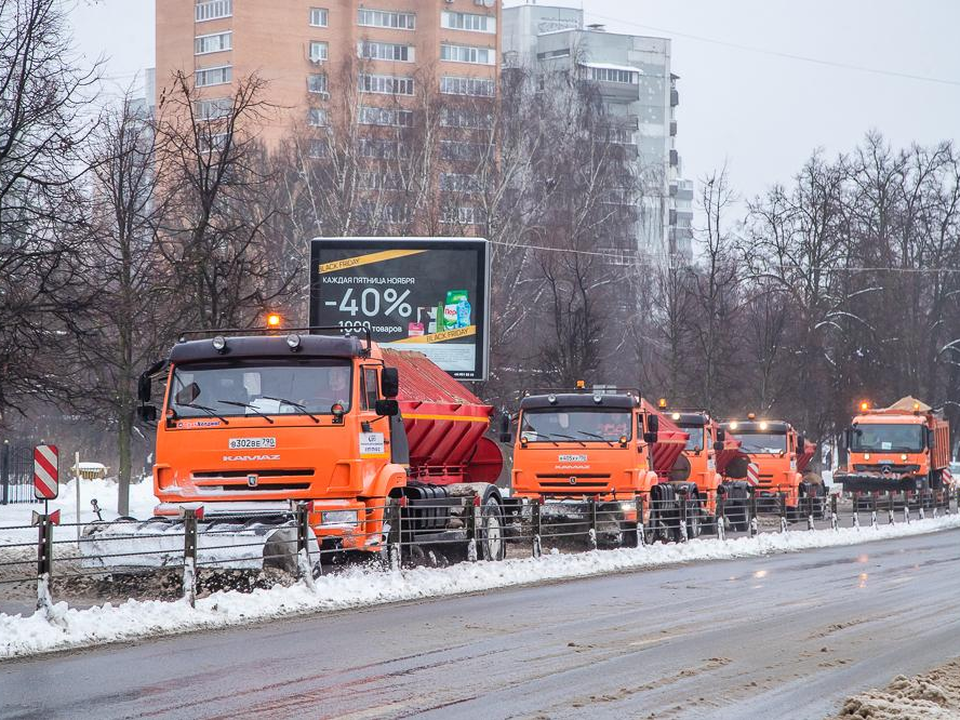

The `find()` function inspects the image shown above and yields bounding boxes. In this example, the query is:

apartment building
[502,3,693,260]
[156,0,501,148]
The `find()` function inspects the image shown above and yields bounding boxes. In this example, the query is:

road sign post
[33,444,59,501]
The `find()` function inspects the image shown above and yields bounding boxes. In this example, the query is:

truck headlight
[323,510,359,527]
[620,501,634,512]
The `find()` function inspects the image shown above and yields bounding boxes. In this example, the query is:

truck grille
[536,474,611,491]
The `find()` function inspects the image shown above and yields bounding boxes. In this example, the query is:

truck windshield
[851,424,923,452]
[737,433,787,454]
[520,410,632,443]
[679,426,704,451]
[169,359,352,419]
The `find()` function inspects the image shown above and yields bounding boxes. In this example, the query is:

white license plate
[558,454,588,462]
[229,437,276,450]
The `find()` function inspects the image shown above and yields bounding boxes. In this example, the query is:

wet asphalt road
[2,528,959,720]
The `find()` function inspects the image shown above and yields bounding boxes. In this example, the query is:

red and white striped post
[34,444,59,503]
[746,462,760,487]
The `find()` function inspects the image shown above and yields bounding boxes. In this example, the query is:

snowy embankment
[2,513,960,660]
[0,478,156,545]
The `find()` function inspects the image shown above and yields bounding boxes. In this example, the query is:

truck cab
[668,411,750,531]
[719,417,821,516]
[509,389,688,542]
[836,398,950,494]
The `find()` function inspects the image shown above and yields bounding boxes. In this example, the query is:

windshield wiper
[261,395,320,424]
[577,430,615,447]
[178,402,230,425]
[543,432,586,447]
[217,399,275,424]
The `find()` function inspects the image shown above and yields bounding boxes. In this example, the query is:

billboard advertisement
[309,237,490,381]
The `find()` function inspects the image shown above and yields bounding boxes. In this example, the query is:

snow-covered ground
[2,512,959,660]
[0,478,156,544]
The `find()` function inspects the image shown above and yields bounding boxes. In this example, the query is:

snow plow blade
[835,473,924,493]
[79,517,316,574]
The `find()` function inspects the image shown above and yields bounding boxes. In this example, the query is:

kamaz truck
[82,326,507,571]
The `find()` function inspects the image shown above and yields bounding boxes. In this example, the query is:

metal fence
[0,442,39,505]
[0,487,957,618]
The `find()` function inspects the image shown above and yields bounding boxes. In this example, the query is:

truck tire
[479,491,505,561]
[686,501,702,539]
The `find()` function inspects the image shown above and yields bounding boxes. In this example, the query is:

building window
[440,140,485,161]
[308,139,329,158]
[195,65,232,87]
[357,138,409,159]
[440,43,495,65]
[536,48,570,61]
[440,76,495,97]
[309,41,328,62]
[308,108,327,127]
[199,132,230,152]
[358,41,414,62]
[358,171,403,191]
[308,73,328,95]
[359,105,414,127]
[309,7,328,27]
[358,73,414,96]
[440,107,493,129]
[196,0,232,22]
[194,98,232,121]
[357,8,415,30]
[442,205,486,225]
[584,66,639,84]
[195,31,232,55]
[441,11,496,34]
[439,172,481,193]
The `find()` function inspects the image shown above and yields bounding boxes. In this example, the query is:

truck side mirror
[927,427,935,448]
[374,399,399,417]
[499,414,513,444]
[841,428,851,450]
[138,405,158,423]
[716,428,726,442]
[137,373,152,403]
[381,367,399,398]
[713,441,724,452]
[643,414,659,444]
[796,435,805,453]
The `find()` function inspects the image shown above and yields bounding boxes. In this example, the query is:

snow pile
[2,514,960,660]
[0,478,156,544]
[836,660,960,719]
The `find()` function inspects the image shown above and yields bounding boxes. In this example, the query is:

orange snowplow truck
[506,388,691,543]
[835,397,951,494]
[666,410,752,532]
[719,416,823,518]
[118,328,508,569]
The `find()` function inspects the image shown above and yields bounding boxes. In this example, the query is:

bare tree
[0,0,99,422]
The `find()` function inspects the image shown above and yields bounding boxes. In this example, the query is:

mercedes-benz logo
[881,465,891,475]
[569,477,577,485]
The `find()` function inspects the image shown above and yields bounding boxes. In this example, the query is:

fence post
[887,492,895,526]
[678,490,689,542]
[388,500,402,571]
[852,492,861,529]
[587,496,598,550]
[532,499,543,557]
[1,440,9,506]
[749,487,759,537]
[870,493,878,529]
[466,495,479,561]
[716,491,726,542]
[36,513,54,614]
[919,491,926,520]
[182,508,198,608]
[830,493,839,531]
[904,491,911,524]
[778,492,787,533]
[295,502,316,589]
[635,495,645,546]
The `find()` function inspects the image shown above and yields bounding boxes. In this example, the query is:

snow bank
[0,478,156,544]
[2,514,959,660]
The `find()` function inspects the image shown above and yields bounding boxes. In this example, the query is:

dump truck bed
[383,349,502,484]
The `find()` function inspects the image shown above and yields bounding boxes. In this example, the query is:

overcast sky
[69,0,960,206]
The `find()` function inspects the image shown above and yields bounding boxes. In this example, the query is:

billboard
[309,237,490,381]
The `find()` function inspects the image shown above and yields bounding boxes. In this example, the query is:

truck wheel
[686,502,702,539]
[479,495,505,561]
